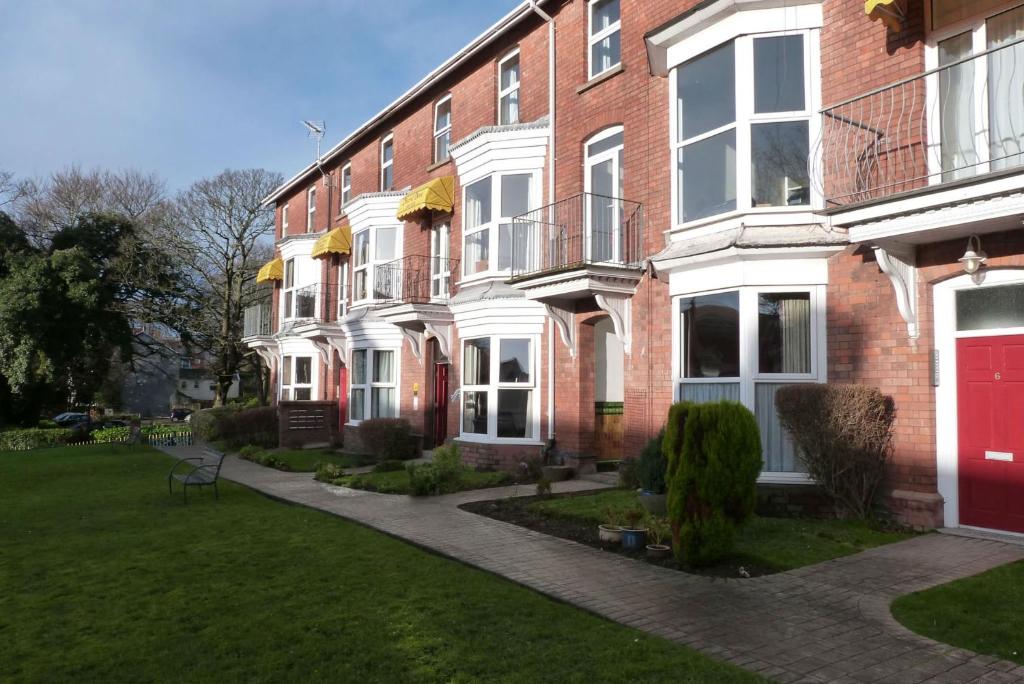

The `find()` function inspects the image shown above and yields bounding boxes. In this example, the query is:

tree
[170,169,282,406]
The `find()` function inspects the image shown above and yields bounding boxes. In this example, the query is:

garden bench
[167,447,225,503]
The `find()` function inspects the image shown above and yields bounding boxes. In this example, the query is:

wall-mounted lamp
[958,235,987,283]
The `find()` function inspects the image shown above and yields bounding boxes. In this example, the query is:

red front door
[957,335,1024,533]
[433,363,449,447]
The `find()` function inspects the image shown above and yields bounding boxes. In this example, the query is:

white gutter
[528,0,557,441]
[263,0,554,207]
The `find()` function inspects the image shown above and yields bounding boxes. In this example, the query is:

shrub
[91,426,130,443]
[617,458,640,489]
[535,476,552,498]
[238,444,262,459]
[775,383,895,519]
[407,442,464,496]
[37,419,58,429]
[373,459,406,473]
[0,428,74,451]
[359,418,413,460]
[665,401,762,567]
[194,406,277,449]
[315,462,346,483]
[636,430,667,494]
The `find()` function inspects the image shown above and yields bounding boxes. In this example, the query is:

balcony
[374,255,460,360]
[818,35,1024,214]
[507,192,644,303]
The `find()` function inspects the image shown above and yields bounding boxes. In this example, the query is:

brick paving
[164,447,1024,683]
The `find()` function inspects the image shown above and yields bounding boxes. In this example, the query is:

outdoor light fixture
[958,235,987,283]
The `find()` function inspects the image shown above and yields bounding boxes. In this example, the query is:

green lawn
[0,446,762,682]
[245,447,365,472]
[892,560,1024,665]
[337,468,511,495]
[528,489,914,572]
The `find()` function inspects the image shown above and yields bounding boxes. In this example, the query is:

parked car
[170,408,193,422]
[53,412,89,428]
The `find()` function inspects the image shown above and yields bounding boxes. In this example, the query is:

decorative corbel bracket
[874,243,919,339]
[325,336,348,363]
[253,347,277,370]
[309,338,332,366]
[594,294,632,356]
[423,322,452,361]
[402,328,425,364]
[545,304,576,358]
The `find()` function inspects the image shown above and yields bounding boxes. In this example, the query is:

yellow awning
[396,176,455,221]
[311,225,353,259]
[256,257,284,283]
[865,0,905,31]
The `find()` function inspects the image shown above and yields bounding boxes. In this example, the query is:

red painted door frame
[433,363,449,447]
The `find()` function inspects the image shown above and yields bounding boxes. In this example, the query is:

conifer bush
[664,401,762,567]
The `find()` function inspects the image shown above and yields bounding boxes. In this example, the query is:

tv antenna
[302,120,329,186]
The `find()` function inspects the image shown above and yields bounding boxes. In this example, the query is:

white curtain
[939,32,978,181]
[988,6,1024,170]
[779,295,811,374]
[372,350,393,384]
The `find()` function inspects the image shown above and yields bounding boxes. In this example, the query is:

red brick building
[246,0,1024,534]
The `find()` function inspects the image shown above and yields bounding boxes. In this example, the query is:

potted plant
[619,508,648,551]
[636,431,667,515]
[598,507,622,545]
[645,516,672,561]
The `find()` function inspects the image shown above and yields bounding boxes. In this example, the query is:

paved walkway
[164,446,1024,683]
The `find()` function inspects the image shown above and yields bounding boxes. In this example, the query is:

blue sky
[0,0,518,190]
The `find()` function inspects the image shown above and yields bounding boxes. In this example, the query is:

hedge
[193,406,277,449]
[0,428,75,452]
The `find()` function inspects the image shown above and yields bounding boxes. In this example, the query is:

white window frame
[430,221,451,300]
[282,258,296,320]
[306,186,316,232]
[282,203,289,233]
[459,335,540,443]
[588,0,621,80]
[583,126,624,263]
[924,3,1024,183]
[352,225,401,304]
[460,171,539,280]
[380,134,395,191]
[669,28,821,231]
[498,50,521,125]
[337,260,349,319]
[348,348,399,424]
[340,163,352,208]
[280,354,315,401]
[671,284,827,482]
[434,95,452,164]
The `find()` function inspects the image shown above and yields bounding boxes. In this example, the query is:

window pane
[462,391,488,434]
[463,338,490,385]
[679,129,737,222]
[680,291,740,378]
[758,293,811,374]
[751,121,810,207]
[285,291,294,318]
[376,227,397,261]
[465,228,489,274]
[939,32,978,181]
[500,55,519,90]
[285,259,294,288]
[497,389,531,438]
[371,387,395,418]
[372,350,394,383]
[500,174,531,218]
[499,339,530,382]
[354,270,367,300]
[465,178,491,230]
[281,388,292,401]
[435,99,451,132]
[382,140,393,163]
[295,357,312,384]
[678,42,735,140]
[591,29,621,76]
[754,36,805,113]
[294,388,312,401]
[435,131,450,162]
[987,6,1024,171]
[283,356,293,386]
[352,349,367,385]
[591,0,619,32]
[500,92,519,126]
[350,388,365,421]
[498,222,531,271]
[354,231,369,266]
[587,131,623,158]
[382,165,393,191]
[956,284,1024,331]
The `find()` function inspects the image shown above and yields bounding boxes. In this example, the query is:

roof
[262,0,554,208]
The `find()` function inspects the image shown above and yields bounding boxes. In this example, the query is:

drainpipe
[529,0,557,440]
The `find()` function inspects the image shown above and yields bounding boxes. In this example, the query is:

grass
[528,489,914,572]
[0,445,764,683]
[337,468,512,495]
[245,447,366,472]
[892,560,1024,665]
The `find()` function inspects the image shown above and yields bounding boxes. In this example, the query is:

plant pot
[646,544,672,561]
[638,491,667,515]
[620,527,648,551]
[541,465,573,482]
[598,524,622,544]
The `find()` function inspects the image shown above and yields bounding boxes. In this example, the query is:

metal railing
[375,255,460,304]
[510,192,644,281]
[816,35,1024,207]
[243,303,272,337]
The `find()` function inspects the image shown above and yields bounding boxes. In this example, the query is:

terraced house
[245,0,1024,535]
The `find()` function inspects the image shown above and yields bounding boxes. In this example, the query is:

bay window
[462,172,534,277]
[461,336,537,441]
[588,0,621,79]
[434,96,452,163]
[352,226,399,302]
[676,286,823,476]
[674,33,812,225]
[349,348,397,422]
[498,51,520,125]
[281,355,314,401]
